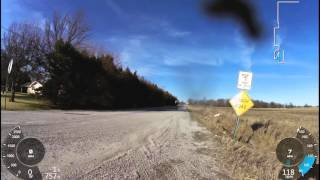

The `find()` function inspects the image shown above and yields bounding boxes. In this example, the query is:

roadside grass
[188,105,319,179]
[1,92,53,110]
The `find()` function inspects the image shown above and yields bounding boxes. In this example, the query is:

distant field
[1,92,52,110]
[188,105,319,179]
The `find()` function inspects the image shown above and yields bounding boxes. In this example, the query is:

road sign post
[232,116,240,139]
[4,75,9,110]
[5,59,14,110]
[230,71,254,140]
[229,90,254,139]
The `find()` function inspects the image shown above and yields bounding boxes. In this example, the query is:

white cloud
[105,0,127,18]
[1,0,46,28]
[120,50,131,64]
[162,50,224,66]
[253,57,318,70]
[158,21,192,38]
[234,31,255,70]
[105,29,257,79]
[168,30,191,37]
[254,73,312,79]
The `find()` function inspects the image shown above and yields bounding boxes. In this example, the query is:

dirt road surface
[1,108,231,180]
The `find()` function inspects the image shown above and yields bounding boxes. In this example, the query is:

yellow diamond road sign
[229,91,254,116]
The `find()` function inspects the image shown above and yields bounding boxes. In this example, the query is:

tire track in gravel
[77,112,232,180]
[1,109,232,180]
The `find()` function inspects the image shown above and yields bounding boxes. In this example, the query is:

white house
[22,81,43,95]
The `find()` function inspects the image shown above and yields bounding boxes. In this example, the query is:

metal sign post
[4,59,13,110]
[229,91,253,140]
[229,71,254,140]
[233,116,240,140]
[4,75,8,110]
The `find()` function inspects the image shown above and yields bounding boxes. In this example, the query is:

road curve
[1,109,231,180]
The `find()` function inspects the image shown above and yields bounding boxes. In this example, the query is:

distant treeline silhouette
[43,41,177,109]
[188,99,313,108]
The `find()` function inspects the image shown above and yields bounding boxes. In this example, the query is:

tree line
[1,11,177,109]
[44,40,177,109]
[188,99,313,108]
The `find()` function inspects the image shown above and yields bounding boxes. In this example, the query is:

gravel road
[1,108,231,180]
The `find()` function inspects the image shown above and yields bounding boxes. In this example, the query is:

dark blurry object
[250,122,264,131]
[203,0,262,39]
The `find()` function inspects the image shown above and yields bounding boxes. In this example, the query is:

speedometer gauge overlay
[276,127,318,180]
[16,138,45,166]
[1,126,45,180]
[276,137,304,167]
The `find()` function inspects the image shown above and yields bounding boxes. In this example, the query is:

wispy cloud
[106,29,257,78]
[252,57,318,70]
[162,49,223,66]
[234,30,255,70]
[2,0,46,28]
[255,73,312,79]
[167,30,191,37]
[105,0,127,18]
[111,35,224,67]
[158,21,192,38]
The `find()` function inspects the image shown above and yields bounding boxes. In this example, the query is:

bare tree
[1,23,44,101]
[1,11,90,102]
[44,11,90,51]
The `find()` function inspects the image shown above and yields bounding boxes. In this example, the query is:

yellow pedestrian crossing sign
[229,91,254,116]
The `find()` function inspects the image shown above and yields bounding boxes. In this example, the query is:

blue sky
[1,0,318,105]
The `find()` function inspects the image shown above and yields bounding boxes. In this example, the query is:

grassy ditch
[188,105,319,179]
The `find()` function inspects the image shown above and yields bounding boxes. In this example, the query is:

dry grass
[188,105,319,180]
[1,92,53,110]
